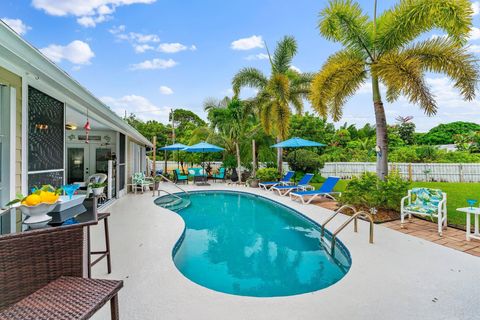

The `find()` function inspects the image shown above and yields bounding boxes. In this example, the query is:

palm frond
[271,101,291,140]
[374,52,437,115]
[272,36,298,74]
[232,67,268,96]
[289,95,303,115]
[403,37,479,101]
[260,101,273,135]
[310,50,367,121]
[319,0,373,58]
[375,0,473,54]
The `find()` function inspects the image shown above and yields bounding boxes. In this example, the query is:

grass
[312,177,480,227]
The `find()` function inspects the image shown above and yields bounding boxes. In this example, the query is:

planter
[92,187,104,196]
[19,201,58,229]
[248,179,260,188]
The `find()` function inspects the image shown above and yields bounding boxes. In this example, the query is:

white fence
[147,159,290,174]
[321,162,480,183]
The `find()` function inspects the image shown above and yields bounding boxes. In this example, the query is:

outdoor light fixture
[35,124,48,130]
[65,123,77,130]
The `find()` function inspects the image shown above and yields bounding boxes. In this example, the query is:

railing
[321,205,374,255]
[153,173,190,197]
[330,211,374,254]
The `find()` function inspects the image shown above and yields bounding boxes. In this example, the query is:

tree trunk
[235,142,242,182]
[252,140,256,177]
[372,76,388,180]
[276,136,283,177]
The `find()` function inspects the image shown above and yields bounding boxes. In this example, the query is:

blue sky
[2,0,480,131]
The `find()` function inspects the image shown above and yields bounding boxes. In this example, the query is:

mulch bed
[313,200,400,224]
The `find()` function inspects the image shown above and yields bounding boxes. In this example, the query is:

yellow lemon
[24,194,41,206]
[41,191,59,204]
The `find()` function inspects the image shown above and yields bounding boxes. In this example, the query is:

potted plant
[6,185,62,229]
[152,175,163,190]
[89,182,106,196]
[246,175,259,188]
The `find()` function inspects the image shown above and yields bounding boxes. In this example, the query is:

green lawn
[312,178,480,227]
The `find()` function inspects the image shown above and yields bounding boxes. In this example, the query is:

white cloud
[159,86,174,95]
[109,25,196,54]
[130,58,177,70]
[469,27,480,41]
[32,0,156,27]
[157,42,196,53]
[101,94,170,122]
[245,53,269,61]
[290,65,301,73]
[2,18,31,35]
[231,35,264,50]
[472,1,480,16]
[40,40,95,65]
[134,44,154,53]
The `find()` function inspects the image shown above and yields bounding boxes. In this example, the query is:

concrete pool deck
[90,183,480,320]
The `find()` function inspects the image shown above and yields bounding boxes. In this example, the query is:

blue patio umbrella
[159,143,188,171]
[183,142,224,185]
[271,137,326,148]
[271,137,326,181]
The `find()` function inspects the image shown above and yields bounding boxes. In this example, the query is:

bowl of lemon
[7,185,62,229]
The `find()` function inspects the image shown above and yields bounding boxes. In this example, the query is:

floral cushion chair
[132,172,153,194]
[401,188,447,235]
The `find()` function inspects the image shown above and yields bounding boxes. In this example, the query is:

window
[27,86,65,190]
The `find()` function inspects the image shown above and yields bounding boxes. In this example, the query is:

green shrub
[286,149,324,173]
[256,168,278,182]
[340,171,410,211]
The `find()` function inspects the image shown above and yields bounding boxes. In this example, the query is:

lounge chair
[212,167,226,182]
[271,173,315,196]
[259,171,295,190]
[290,177,341,204]
[401,188,447,235]
[174,169,188,184]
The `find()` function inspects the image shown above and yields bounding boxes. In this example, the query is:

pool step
[155,195,191,211]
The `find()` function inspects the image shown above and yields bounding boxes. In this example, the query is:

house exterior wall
[0,66,22,194]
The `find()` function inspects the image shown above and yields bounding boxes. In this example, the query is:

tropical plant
[204,98,256,182]
[310,0,479,179]
[286,149,324,173]
[418,121,480,145]
[232,36,312,173]
[255,168,278,182]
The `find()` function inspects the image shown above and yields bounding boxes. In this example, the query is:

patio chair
[131,172,153,194]
[174,169,188,184]
[74,173,108,197]
[271,173,315,196]
[259,171,295,190]
[290,176,341,204]
[212,167,226,182]
[401,188,447,236]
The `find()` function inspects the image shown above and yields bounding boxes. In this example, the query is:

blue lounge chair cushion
[212,168,226,179]
[273,173,314,190]
[292,177,340,195]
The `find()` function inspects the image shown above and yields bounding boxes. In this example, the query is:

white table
[456,207,480,241]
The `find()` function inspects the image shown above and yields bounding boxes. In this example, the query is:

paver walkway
[383,218,480,257]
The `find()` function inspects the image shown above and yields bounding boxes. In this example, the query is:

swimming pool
[156,191,351,297]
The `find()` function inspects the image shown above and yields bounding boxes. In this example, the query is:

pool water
[165,191,351,297]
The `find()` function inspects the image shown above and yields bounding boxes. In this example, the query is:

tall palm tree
[310,0,479,179]
[205,98,255,182]
[232,36,312,174]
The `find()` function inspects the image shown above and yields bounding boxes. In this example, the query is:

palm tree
[205,98,256,182]
[232,36,312,174]
[310,0,479,179]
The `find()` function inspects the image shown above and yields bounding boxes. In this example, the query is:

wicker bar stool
[88,212,112,278]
